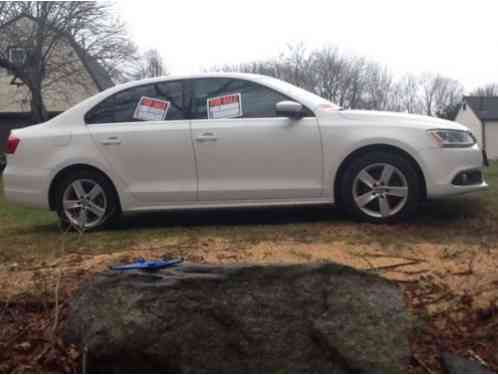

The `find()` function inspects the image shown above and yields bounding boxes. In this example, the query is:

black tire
[54,169,120,231]
[340,151,421,224]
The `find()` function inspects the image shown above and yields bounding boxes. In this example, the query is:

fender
[326,137,429,201]
[47,157,136,211]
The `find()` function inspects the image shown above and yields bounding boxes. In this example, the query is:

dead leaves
[0,299,80,373]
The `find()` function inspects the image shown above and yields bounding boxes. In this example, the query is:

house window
[8,47,27,65]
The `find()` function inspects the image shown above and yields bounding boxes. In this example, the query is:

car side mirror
[276,101,304,119]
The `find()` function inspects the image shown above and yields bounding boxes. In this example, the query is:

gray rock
[441,352,493,374]
[64,263,413,373]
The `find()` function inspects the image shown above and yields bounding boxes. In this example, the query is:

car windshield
[258,75,341,110]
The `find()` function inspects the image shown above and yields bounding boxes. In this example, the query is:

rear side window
[85,81,185,124]
[190,78,313,120]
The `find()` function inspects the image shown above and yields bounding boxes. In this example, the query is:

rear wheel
[340,151,421,223]
[55,170,120,231]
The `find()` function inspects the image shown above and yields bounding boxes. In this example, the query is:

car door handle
[101,137,121,145]
[195,132,217,142]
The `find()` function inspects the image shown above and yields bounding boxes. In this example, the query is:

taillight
[6,135,20,154]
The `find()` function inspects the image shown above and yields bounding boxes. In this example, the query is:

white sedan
[3,73,488,229]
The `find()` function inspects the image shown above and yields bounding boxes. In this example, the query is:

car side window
[190,78,313,120]
[85,81,185,124]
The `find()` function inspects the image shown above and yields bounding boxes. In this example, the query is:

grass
[0,162,497,266]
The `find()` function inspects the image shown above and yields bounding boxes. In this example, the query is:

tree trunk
[30,82,48,123]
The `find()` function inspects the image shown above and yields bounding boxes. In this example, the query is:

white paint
[3,73,487,220]
[191,117,323,201]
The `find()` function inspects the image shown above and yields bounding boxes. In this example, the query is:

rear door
[189,78,323,201]
[86,80,197,204]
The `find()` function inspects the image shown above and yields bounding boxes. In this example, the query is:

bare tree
[389,74,423,114]
[207,43,466,117]
[210,43,316,91]
[209,60,283,79]
[361,62,393,110]
[471,83,498,96]
[131,49,167,80]
[420,73,439,116]
[419,73,464,117]
[0,1,137,122]
[310,45,346,103]
[277,43,315,91]
[339,56,367,109]
[435,82,464,120]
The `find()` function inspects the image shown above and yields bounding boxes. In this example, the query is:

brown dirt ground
[1,238,498,373]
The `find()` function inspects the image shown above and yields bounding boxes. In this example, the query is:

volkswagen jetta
[3,73,488,229]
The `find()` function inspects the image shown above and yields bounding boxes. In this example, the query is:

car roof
[105,72,307,97]
[115,72,270,88]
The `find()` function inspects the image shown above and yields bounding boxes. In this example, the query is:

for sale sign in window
[207,93,242,119]
[133,96,170,121]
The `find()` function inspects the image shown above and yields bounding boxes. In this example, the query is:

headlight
[428,129,476,148]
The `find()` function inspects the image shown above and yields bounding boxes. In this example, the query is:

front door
[189,78,323,201]
[86,80,197,204]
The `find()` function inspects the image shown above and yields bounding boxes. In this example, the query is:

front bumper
[420,145,489,199]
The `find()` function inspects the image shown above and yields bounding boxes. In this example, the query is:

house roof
[70,42,114,91]
[463,96,498,121]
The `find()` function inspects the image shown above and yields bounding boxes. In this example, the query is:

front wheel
[340,151,421,223]
[55,170,120,231]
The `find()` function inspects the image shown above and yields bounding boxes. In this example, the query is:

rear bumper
[421,145,489,198]
[3,166,50,209]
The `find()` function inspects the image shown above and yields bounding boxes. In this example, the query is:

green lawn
[1,162,497,266]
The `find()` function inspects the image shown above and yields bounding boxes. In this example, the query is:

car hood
[335,110,469,131]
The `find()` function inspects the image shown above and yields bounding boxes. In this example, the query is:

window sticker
[133,96,170,121]
[207,93,242,119]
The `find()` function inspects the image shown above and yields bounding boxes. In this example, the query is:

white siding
[455,105,483,148]
[0,62,98,113]
[485,121,498,160]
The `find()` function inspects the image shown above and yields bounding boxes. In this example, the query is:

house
[0,15,113,151]
[455,96,498,160]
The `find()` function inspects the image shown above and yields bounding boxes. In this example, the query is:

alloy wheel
[352,163,409,218]
[62,179,108,229]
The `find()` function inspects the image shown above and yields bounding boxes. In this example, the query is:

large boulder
[64,263,413,373]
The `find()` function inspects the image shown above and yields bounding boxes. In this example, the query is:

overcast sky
[116,0,497,92]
